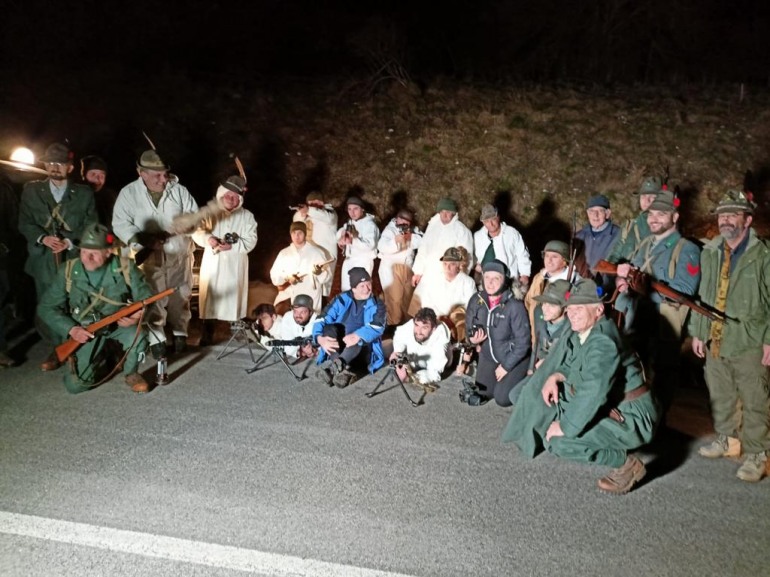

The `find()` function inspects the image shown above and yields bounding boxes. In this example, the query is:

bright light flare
[10,147,35,165]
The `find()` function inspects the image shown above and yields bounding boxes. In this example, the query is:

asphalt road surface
[1,338,768,577]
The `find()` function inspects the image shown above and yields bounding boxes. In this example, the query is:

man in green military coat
[606,176,661,264]
[615,189,701,408]
[502,279,659,494]
[690,190,770,483]
[18,143,97,370]
[37,224,152,394]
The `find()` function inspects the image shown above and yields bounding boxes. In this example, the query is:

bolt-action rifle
[55,288,175,363]
[594,259,726,322]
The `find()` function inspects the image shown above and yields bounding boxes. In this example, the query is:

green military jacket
[18,179,96,290]
[38,255,152,342]
[524,316,646,438]
[688,229,770,357]
[607,211,651,263]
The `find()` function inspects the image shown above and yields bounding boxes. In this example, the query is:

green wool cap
[533,279,571,307]
[635,176,662,196]
[648,189,678,212]
[137,150,169,171]
[713,189,756,215]
[565,279,605,305]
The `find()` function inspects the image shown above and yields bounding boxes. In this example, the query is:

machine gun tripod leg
[366,366,425,407]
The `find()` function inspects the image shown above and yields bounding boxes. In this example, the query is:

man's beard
[414,333,429,344]
[719,223,743,240]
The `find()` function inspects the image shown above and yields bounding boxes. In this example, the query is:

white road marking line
[0,511,417,577]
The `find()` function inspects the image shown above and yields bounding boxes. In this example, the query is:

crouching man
[312,267,386,388]
[390,307,452,386]
[37,224,153,393]
[502,279,659,494]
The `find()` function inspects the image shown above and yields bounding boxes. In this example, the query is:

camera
[223,232,240,245]
[396,223,411,234]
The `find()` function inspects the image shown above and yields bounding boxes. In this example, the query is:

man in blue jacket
[312,267,386,388]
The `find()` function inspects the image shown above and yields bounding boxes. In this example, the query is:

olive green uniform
[688,229,770,455]
[38,256,152,394]
[18,179,97,299]
[502,316,658,467]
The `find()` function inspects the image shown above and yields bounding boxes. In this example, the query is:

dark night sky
[2,0,770,84]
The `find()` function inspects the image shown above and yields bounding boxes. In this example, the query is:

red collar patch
[687,263,700,276]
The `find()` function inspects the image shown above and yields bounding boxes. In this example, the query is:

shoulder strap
[64,259,77,294]
[668,237,688,279]
[118,256,132,287]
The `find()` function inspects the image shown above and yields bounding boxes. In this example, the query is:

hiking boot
[698,434,741,459]
[465,393,489,406]
[736,452,768,483]
[314,359,337,386]
[333,368,358,389]
[125,373,150,393]
[150,342,167,360]
[0,351,15,368]
[597,455,646,495]
[40,351,61,371]
[173,335,188,354]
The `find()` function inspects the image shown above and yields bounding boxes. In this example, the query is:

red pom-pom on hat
[105,233,115,245]
[564,291,571,300]
[673,197,681,208]
[661,183,668,191]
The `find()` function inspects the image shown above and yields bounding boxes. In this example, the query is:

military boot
[698,434,741,459]
[736,452,768,483]
[597,455,646,495]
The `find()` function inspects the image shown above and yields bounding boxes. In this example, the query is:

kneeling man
[502,279,659,494]
[312,267,386,388]
[390,307,452,385]
[38,224,152,393]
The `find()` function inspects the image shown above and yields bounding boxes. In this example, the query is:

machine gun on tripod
[245,336,314,381]
[366,352,437,407]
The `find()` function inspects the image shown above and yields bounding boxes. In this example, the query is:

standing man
[411,197,473,310]
[80,155,118,229]
[270,221,331,314]
[575,194,621,270]
[473,204,531,286]
[37,224,152,394]
[502,279,659,495]
[18,142,97,370]
[690,190,769,483]
[606,176,661,264]
[292,192,338,299]
[377,209,422,326]
[0,176,19,368]
[615,189,701,407]
[112,148,198,358]
[192,176,258,345]
[336,196,379,291]
[312,267,386,388]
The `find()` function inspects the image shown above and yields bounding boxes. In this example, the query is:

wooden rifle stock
[55,288,175,363]
[594,260,726,323]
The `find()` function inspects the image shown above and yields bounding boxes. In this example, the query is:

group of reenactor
[6,140,769,493]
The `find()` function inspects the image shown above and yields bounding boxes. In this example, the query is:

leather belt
[623,384,649,402]
[608,385,650,423]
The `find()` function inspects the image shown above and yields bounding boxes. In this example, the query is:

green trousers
[502,381,659,468]
[64,326,148,394]
[704,348,770,454]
